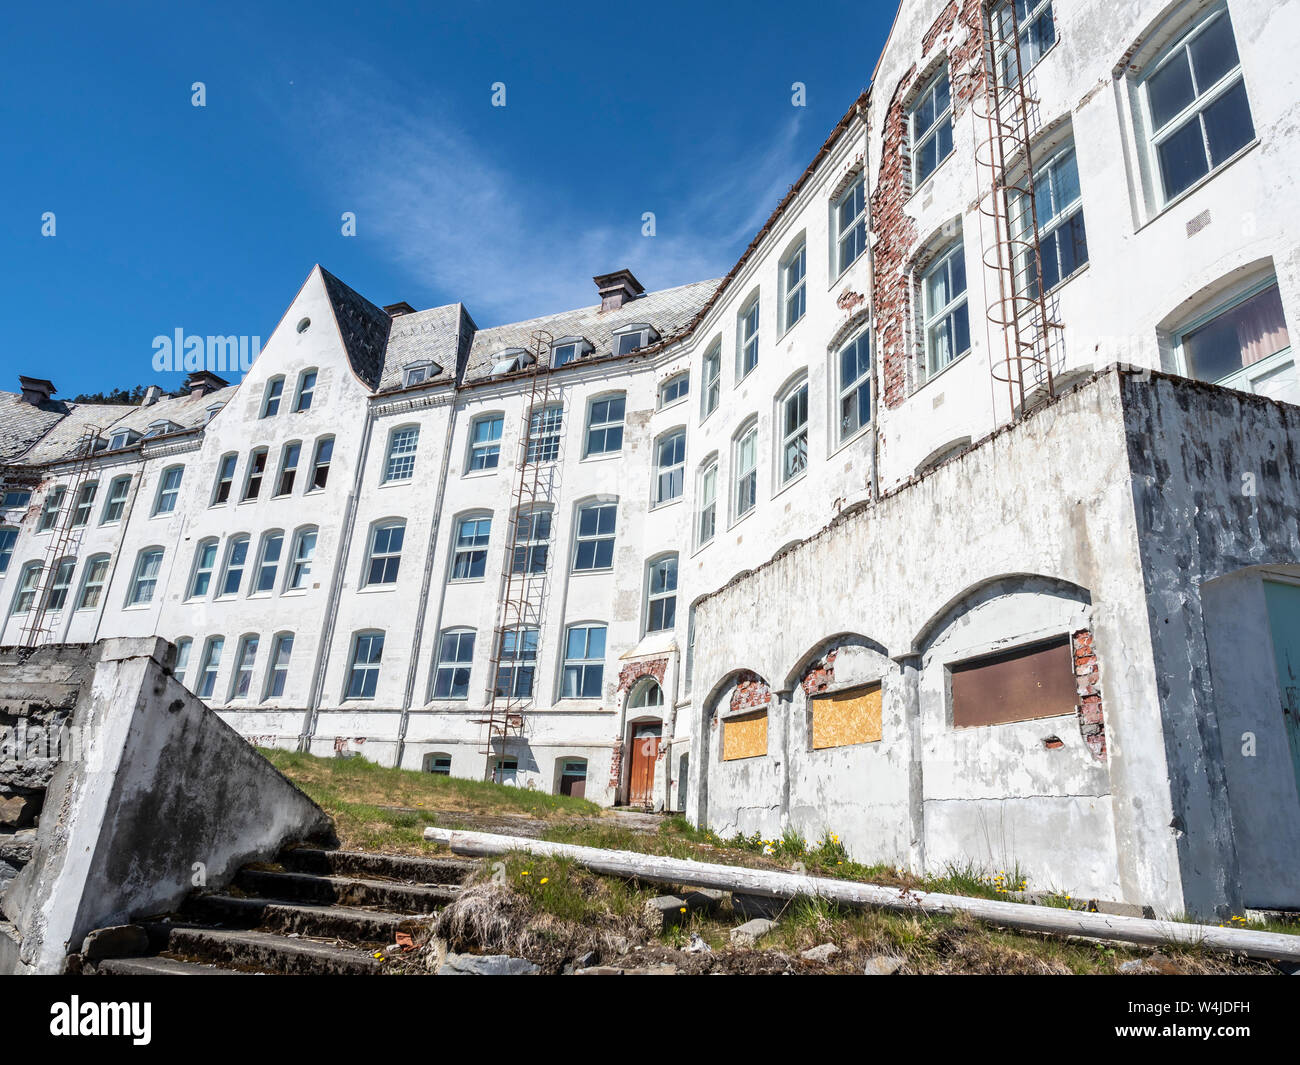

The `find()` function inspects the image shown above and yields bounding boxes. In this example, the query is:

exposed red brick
[616,657,667,695]
[800,649,839,696]
[730,671,771,713]
[1072,629,1106,760]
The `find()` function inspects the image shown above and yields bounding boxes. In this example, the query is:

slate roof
[378,301,474,393]
[0,393,66,464]
[320,267,394,391]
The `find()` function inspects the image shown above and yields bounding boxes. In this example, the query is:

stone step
[183,893,432,943]
[143,922,383,976]
[87,955,249,976]
[281,847,479,885]
[234,868,459,913]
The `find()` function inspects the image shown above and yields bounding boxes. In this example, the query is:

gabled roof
[320,267,394,391]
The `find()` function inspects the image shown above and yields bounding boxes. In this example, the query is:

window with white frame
[733,422,758,519]
[658,373,690,408]
[552,338,590,368]
[45,557,75,612]
[526,405,562,463]
[102,476,131,523]
[71,483,97,526]
[294,369,317,412]
[275,442,301,496]
[365,521,405,585]
[212,454,237,505]
[1142,5,1254,204]
[702,340,722,418]
[346,631,384,699]
[0,526,15,576]
[77,554,110,610]
[697,459,718,546]
[737,297,760,379]
[1177,278,1292,397]
[242,448,268,501]
[37,486,65,532]
[403,362,433,387]
[561,624,605,699]
[197,636,224,699]
[655,429,686,505]
[288,528,317,590]
[835,177,867,275]
[469,415,504,471]
[127,548,163,606]
[384,426,420,482]
[173,637,192,688]
[261,376,284,418]
[309,437,333,490]
[452,515,491,580]
[911,67,954,186]
[219,536,250,597]
[646,555,678,633]
[512,508,551,575]
[230,634,259,700]
[921,241,970,377]
[13,562,42,613]
[783,242,808,329]
[154,466,183,515]
[189,539,218,598]
[573,502,616,571]
[991,0,1056,87]
[433,629,475,699]
[1,490,31,508]
[584,395,624,457]
[614,327,652,356]
[780,380,809,482]
[495,626,538,698]
[254,531,284,593]
[838,328,872,441]
[1011,144,1088,297]
[264,633,293,699]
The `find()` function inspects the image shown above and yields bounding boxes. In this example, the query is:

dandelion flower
[540,877,549,885]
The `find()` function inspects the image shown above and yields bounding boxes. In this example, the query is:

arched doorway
[625,678,664,807]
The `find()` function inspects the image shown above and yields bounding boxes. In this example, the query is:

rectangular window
[426,755,452,776]
[366,522,404,585]
[783,244,807,329]
[492,758,519,785]
[562,624,606,699]
[838,331,872,441]
[242,448,268,501]
[385,426,420,482]
[922,242,970,376]
[128,548,163,606]
[655,430,686,504]
[265,633,293,699]
[255,532,284,593]
[512,509,551,574]
[230,634,259,700]
[220,537,249,597]
[173,638,192,688]
[452,516,491,580]
[615,330,645,355]
[697,463,717,545]
[781,383,809,483]
[1179,281,1291,389]
[212,454,237,505]
[71,483,97,527]
[526,405,562,464]
[722,710,768,761]
[45,558,75,612]
[276,443,301,496]
[573,502,616,571]
[702,343,721,417]
[433,630,475,699]
[836,177,867,274]
[197,636,224,699]
[347,632,384,699]
[2,490,32,508]
[469,415,504,471]
[1012,145,1088,297]
[811,684,883,749]
[950,635,1077,727]
[495,627,538,699]
[262,377,284,418]
[991,0,1056,87]
[101,476,131,524]
[154,466,184,515]
[77,555,110,610]
[190,540,218,598]
[288,529,317,590]
[1144,7,1254,203]
[38,486,66,532]
[309,437,333,490]
[0,527,14,575]
[552,342,579,368]
[911,69,954,186]
[13,563,42,613]
[738,299,760,379]
[658,374,689,408]
[585,396,625,457]
[295,370,317,412]
[734,426,758,518]
[646,556,677,632]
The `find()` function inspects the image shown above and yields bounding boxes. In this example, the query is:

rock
[574,964,677,975]
[644,895,689,931]
[574,951,598,968]
[1118,952,1180,975]
[82,924,150,960]
[0,758,58,790]
[437,952,540,976]
[0,829,36,865]
[730,918,777,946]
[0,795,37,829]
[801,942,840,963]
[732,893,785,920]
[683,888,726,914]
[685,933,712,953]
[605,935,631,955]
[863,954,904,975]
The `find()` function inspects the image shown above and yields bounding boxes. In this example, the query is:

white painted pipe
[423,826,1300,963]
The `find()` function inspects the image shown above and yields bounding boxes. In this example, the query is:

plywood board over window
[722,710,768,761]
[812,684,883,749]
[950,635,1076,727]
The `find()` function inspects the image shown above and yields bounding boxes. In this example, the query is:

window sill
[356,583,397,594]
[447,577,487,585]
[657,396,688,414]
[779,312,808,342]
[570,567,614,577]
[906,150,956,208]
[728,507,757,533]
[1138,139,1260,233]
[772,469,808,502]
[650,496,683,513]
[378,478,413,489]
[461,467,499,480]
[735,366,757,388]
[689,536,714,560]
[910,349,970,398]
[829,421,873,461]
[580,451,622,464]
[830,254,866,289]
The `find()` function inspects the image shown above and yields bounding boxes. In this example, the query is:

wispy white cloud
[285,63,809,323]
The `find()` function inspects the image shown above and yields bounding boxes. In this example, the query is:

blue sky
[1,0,896,396]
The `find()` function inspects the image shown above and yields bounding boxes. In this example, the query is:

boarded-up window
[950,636,1076,727]
[722,710,768,760]
[812,684,882,749]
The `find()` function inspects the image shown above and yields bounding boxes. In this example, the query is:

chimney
[384,301,416,317]
[593,270,645,312]
[18,376,55,406]
[141,384,164,406]
[183,370,228,397]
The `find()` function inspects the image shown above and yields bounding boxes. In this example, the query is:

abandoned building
[2,0,1299,917]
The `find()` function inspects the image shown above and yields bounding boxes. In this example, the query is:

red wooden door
[628,726,661,805]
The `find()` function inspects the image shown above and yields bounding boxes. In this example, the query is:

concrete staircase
[82,848,479,975]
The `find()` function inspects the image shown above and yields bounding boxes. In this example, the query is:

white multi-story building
[3,0,1299,914]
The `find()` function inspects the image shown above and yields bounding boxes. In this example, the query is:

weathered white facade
[2,0,1298,915]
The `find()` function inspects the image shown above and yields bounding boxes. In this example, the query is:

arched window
[308,436,334,490]
[701,338,722,418]
[264,632,294,700]
[645,554,678,633]
[451,513,491,580]
[468,413,504,471]
[584,394,625,457]
[254,530,285,594]
[736,294,760,379]
[153,465,184,515]
[384,424,420,482]
[76,553,111,610]
[218,535,250,598]
[275,441,302,496]
[654,429,686,504]
[287,526,318,590]
[229,633,260,700]
[364,520,405,586]
[261,375,285,418]
[127,547,164,606]
[732,419,759,520]
[696,456,718,547]
[189,538,219,599]
[423,752,453,775]
[433,629,475,699]
[346,630,385,700]
[294,368,318,412]
[778,376,809,483]
[242,447,268,501]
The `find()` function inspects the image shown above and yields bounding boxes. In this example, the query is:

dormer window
[491,349,534,376]
[205,403,224,423]
[551,337,593,369]
[144,420,179,438]
[403,361,439,387]
[107,429,142,451]
[613,325,657,356]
